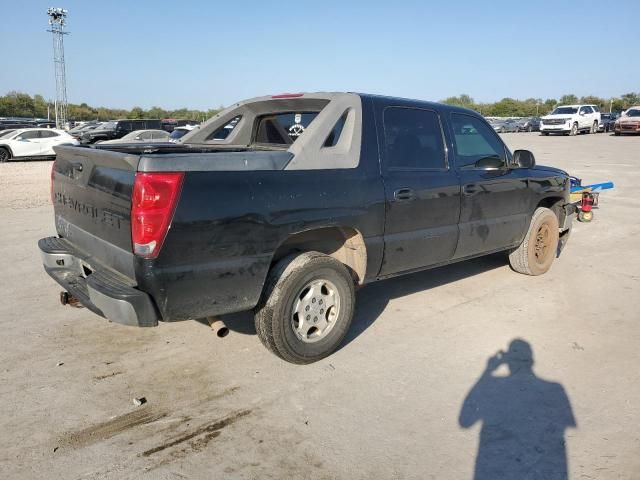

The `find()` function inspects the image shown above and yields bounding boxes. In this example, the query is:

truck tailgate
[52,145,139,280]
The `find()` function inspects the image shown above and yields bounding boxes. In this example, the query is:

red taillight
[131,172,184,259]
[50,160,56,204]
[271,93,304,99]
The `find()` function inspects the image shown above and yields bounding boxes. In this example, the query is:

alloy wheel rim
[291,279,340,343]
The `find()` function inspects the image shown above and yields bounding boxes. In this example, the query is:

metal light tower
[47,7,69,129]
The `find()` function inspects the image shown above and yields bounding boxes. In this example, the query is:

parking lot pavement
[1,133,639,479]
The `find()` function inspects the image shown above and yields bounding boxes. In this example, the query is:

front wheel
[0,147,11,163]
[254,252,355,364]
[541,131,549,136]
[509,207,560,276]
[570,123,578,136]
[590,121,598,134]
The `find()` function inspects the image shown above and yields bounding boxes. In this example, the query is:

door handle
[70,162,83,172]
[463,184,479,195]
[394,188,415,201]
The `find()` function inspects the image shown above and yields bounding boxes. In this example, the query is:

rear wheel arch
[271,226,367,285]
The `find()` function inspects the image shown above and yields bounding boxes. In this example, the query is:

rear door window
[382,107,447,169]
[450,113,506,168]
[255,112,320,145]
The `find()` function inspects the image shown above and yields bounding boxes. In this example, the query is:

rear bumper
[38,236,158,327]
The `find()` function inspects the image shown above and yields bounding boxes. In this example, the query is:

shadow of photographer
[459,339,576,480]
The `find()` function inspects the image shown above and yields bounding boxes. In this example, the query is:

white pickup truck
[540,104,601,136]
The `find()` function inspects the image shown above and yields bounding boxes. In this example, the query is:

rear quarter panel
[138,167,385,321]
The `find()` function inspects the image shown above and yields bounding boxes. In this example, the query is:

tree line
[0,91,220,121]
[2,90,640,122]
[441,93,640,117]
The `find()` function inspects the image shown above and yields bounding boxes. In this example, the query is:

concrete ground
[0,132,639,479]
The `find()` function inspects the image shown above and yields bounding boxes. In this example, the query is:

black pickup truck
[39,92,573,364]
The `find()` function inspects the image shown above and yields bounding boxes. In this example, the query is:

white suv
[540,104,601,136]
[0,128,79,162]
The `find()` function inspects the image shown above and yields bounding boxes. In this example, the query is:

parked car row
[539,104,637,136]
[0,118,57,132]
[487,117,541,133]
[67,119,200,144]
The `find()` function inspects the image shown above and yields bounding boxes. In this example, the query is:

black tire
[590,121,598,134]
[541,132,549,136]
[570,123,578,136]
[528,125,533,132]
[254,252,355,364]
[0,147,11,163]
[509,207,559,276]
[614,131,620,136]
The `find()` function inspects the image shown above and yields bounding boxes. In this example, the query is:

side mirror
[513,149,536,169]
[475,156,506,170]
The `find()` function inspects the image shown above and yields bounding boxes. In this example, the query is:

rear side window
[206,115,242,141]
[255,112,320,145]
[383,107,446,170]
[324,112,347,147]
[151,131,168,139]
[40,130,59,138]
[450,113,506,168]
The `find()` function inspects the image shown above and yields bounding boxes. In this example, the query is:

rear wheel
[0,147,11,163]
[541,132,549,136]
[509,207,559,276]
[254,252,355,364]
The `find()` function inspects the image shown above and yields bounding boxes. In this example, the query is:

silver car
[489,118,519,133]
[97,129,170,145]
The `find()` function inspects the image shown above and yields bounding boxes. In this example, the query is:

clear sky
[4,0,639,110]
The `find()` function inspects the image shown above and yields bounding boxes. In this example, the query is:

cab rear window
[254,112,320,145]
